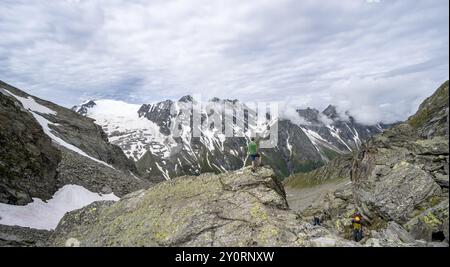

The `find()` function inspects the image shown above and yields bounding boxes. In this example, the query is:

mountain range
[72,96,392,182]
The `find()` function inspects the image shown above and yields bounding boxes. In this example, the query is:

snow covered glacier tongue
[73,96,391,182]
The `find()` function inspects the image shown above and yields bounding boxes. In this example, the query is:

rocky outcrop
[50,167,357,247]
[0,225,51,247]
[404,200,449,243]
[352,81,448,228]
[0,91,61,205]
[285,81,449,247]
[350,81,449,244]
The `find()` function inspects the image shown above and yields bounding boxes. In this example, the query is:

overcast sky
[0,0,448,124]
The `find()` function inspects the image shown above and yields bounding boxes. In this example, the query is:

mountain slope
[0,90,61,205]
[297,105,391,156]
[0,80,150,209]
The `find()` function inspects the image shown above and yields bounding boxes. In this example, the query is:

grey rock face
[50,167,357,247]
[0,225,51,247]
[351,81,449,225]
[0,90,61,205]
[352,149,442,223]
[404,200,449,243]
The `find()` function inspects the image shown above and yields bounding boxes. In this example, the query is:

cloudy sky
[0,0,448,124]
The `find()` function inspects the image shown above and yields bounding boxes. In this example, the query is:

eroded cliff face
[50,167,357,247]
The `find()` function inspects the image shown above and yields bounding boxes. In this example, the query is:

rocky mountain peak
[179,95,194,103]
[210,97,221,103]
[322,105,339,119]
[296,108,321,124]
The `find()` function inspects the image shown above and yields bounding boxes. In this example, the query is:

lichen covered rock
[51,167,356,247]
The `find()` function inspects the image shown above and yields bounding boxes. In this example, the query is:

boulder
[0,225,51,247]
[50,167,356,247]
[404,200,449,243]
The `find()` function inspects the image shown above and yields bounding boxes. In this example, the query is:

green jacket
[248,141,258,155]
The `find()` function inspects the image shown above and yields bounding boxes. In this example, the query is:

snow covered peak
[85,99,142,119]
[73,99,175,161]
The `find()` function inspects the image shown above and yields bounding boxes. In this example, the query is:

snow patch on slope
[0,185,119,230]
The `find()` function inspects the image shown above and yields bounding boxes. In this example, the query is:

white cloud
[0,0,448,124]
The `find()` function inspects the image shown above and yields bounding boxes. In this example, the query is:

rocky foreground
[50,167,357,247]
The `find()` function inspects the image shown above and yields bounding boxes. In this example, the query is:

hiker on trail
[248,137,261,172]
[351,212,364,242]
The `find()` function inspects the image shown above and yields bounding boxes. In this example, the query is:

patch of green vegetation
[260,152,290,178]
[199,151,220,174]
[409,107,433,129]
[294,160,324,173]
[367,216,389,231]
[409,80,449,129]
[284,171,347,189]
[421,213,441,229]
[321,147,341,161]
[429,196,445,207]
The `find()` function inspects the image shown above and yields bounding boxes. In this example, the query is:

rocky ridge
[50,167,357,247]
